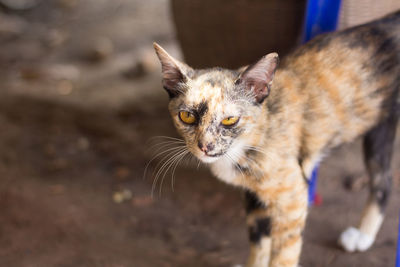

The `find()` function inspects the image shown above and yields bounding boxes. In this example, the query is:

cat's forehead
[185,69,238,107]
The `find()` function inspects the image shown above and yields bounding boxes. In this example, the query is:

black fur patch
[234,163,250,175]
[373,186,390,208]
[248,217,272,243]
[245,191,265,213]
[196,101,208,118]
[221,127,243,137]
[205,78,216,87]
[245,148,259,159]
[163,86,178,98]
[363,95,398,211]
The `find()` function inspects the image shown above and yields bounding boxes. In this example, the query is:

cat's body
[154,10,400,267]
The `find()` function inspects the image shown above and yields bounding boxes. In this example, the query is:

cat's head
[153,43,278,164]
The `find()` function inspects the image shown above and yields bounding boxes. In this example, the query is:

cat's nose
[198,141,214,153]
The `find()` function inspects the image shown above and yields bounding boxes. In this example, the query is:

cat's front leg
[255,167,308,267]
[245,191,272,267]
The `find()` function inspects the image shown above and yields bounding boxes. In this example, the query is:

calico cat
[153,10,400,267]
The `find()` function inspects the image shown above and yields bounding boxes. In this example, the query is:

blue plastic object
[396,212,400,267]
[302,0,342,43]
[308,165,319,205]
[302,0,341,205]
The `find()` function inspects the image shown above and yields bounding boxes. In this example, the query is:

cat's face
[168,69,257,163]
[154,43,278,164]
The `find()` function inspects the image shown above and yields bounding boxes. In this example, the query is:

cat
[153,10,400,267]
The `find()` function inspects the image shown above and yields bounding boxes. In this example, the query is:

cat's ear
[237,65,249,73]
[238,53,279,103]
[153,42,192,98]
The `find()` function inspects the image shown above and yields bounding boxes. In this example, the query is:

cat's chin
[198,154,222,164]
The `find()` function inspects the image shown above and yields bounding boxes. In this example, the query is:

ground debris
[57,0,78,9]
[76,137,90,151]
[19,63,80,82]
[342,174,368,191]
[48,184,65,195]
[114,166,131,180]
[122,49,159,79]
[131,195,153,207]
[112,189,132,204]
[49,158,69,171]
[86,37,114,62]
[45,29,69,48]
[0,13,27,37]
[57,80,73,95]
[0,0,39,11]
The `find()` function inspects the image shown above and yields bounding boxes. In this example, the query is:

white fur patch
[199,154,219,164]
[338,227,374,252]
[246,237,272,267]
[210,157,238,184]
[209,141,245,185]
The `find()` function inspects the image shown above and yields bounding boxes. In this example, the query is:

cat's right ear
[153,42,192,98]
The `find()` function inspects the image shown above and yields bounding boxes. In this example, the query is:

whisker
[171,150,189,192]
[148,141,185,154]
[158,149,188,196]
[151,147,186,197]
[145,136,183,149]
[242,155,263,180]
[230,147,263,180]
[148,136,185,142]
[244,145,273,160]
[152,147,185,176]
[225,152,245,180]
[196,158,201,169]
[144,145,185,180]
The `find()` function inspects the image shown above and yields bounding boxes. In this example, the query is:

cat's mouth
[199,141,245,164]
[197,151,226,163]
[206,152,225,157]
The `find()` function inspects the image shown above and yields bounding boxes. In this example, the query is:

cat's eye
[179,111,197,124]
[221,116,239,126]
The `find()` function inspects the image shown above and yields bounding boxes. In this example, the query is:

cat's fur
[154,10,400,267]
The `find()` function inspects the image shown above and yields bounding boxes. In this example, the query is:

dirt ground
[0,1,399,266]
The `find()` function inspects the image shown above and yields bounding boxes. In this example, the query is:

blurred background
[0,0,400,266]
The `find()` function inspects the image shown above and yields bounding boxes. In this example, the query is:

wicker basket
[171,0,400,69]
[339,0,400,29]
[171,0,306,68]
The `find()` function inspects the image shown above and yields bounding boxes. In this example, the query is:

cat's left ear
[238,53,279,103]
[153,42,193,98]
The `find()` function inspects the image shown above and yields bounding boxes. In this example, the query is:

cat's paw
[338,227,374,252]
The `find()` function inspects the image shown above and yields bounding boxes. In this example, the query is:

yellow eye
[179,111,196,124]
[221,116,239,126]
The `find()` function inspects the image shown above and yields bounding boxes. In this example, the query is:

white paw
[338,227,374,252]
